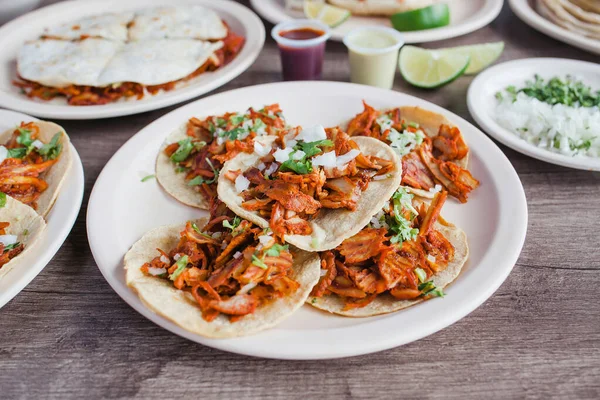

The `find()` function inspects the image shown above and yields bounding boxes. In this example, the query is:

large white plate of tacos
[87,81,526,359]
[0,109,84,308]
[251,0,502,43]
[0,0,264,120]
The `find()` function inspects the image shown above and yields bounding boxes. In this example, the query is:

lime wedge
[390,4,450,32]
[304,1,351,28]
[442,42,504,75]
[399,45,470,89]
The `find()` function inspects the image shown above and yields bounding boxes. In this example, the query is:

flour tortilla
[565,0,600,15]
[308,221,469,317]
[124,218,321,338]
[537,0,600,39]
[0,121,72,218]
[0,196,46,280]
[558,0,600,24]
[155,122,208,209]
[218,136,402,252]
[327,0,439,16]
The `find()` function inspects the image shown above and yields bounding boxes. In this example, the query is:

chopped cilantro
[223,216,241,232]
[37,132,62,160]
[408,122,420,129]
[251,254,268,269]
[569,138,594,152]
[169,255,189,281]
[7,147,27,159]
[191,222,202,233]
[3,242,21,252]
[495,92,503,101]
[215,117,227,128]
[553,134,562,150]
[311,298,317,304]
[418,281,444,298]
[264,243,289,257]
[187,158,218,186]
[208,121,216,134]
[220,127,246,141]
[141,174,155,182]
[170,138,194,163]
[299,139,333,158]
[0,192,6,208]
[280,158,312,174]
[253,119,267,132]
[229,114,246,125]
[22,229,29,236]
[175,166,189,173]
[388,189,419,244]
[187,176,206,186]
[501,75,600,107]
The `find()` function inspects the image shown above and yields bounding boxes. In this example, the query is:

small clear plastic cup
[271,19,332,81]
[343,26,405,89]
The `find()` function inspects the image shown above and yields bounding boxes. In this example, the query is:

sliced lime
[442,42,504,75]
[304,1,351,28]
[390,4,450,32]
[399,45,470,89]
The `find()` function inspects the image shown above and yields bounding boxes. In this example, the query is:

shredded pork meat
[311,191,454,310]
[0,222,24,269]
[346,102,479,203]
[140,200,299,322]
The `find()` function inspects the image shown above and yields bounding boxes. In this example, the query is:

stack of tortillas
[537,0,600,40]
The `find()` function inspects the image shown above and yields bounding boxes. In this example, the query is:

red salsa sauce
[276,27,327,81]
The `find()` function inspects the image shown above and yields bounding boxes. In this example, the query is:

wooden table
[2,1,599,398]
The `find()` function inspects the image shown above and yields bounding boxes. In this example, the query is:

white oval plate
[0,0,264,120]
[509,0,600,55]
[468,58,600,171]
[250,0,502,43]
[0,109,84,308]
[87,81,527,360]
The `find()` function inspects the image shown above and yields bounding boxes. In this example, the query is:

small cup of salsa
[343,26,404,89]
[271,19,331,81]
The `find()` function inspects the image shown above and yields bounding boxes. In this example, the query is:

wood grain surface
[1,1,599,399]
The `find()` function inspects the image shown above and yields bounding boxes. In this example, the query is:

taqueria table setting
[0,0,599,398]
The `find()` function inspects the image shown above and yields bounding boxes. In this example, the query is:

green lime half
[442,42,505,74]
[399,45,470,89]
[390,4,450,32]
[304,1,351,28]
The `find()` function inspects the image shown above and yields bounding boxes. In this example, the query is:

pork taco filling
[346,102,479,203]
[0,220,25,269]
[139,200,301,322]
[310,189,455,311]
[162,104,287,205]
[224,125,396,238]
[0,122,63,210]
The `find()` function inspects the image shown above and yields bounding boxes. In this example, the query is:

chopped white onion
[286,139,297,149]
[296,125,327,142]
[233,251,242,259]
[148,267,167,276]
[159,255,170,264]
[320,269,328,277]
[427,254,436,263]
[429,184,442,193]
[292,150,305,160]
[32,140,44,149]
[273,147,294,162]
[257,234,273,246]
[257,162,266,171]
[312,151,336,167]
[254,141,270,156]
[221,242,227,250]
[211,232,222,239]
[0,235,17,246]
[173,254,181,261]
[265,163,278,176]
[373,175,388,181]
[336,149,360,168]
[235,174,251,193]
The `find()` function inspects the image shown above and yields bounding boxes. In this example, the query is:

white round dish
[0,0,265,120]
[87,81,527,360]
[509,0,600,55]
[0,109,84,308]
[468,58,600,171]
[250,0,503,43]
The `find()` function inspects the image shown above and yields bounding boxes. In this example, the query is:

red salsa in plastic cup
[272,19,331,81]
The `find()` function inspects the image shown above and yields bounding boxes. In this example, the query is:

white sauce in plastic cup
[343,27,404,89]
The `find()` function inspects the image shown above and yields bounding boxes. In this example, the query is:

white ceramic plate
[468,58,600,171]
[0,0,264,120]
[250,0,503,43]
[509,0,600,55]
[87,81,527,360]
[0,109,84,308]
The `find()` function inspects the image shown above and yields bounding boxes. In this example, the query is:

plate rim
[0,0,265,120]
[468,57,600,171]
[0,108,85,308]
[249,0,503,43]
[87,80,527,360]
[509,0,600,55]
